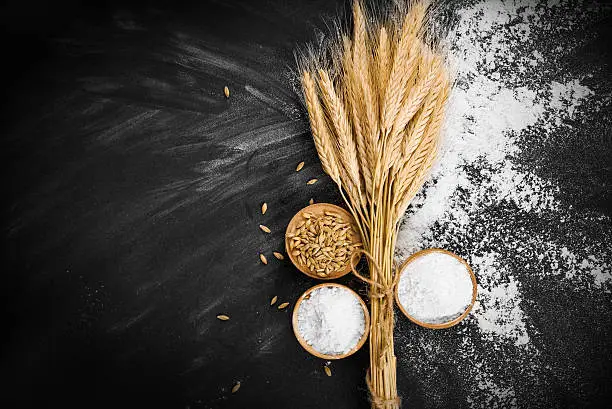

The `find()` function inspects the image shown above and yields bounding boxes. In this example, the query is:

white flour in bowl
[296,286,366,356]
[397,251,473,324]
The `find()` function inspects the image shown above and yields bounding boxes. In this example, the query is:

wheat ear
[302,71,340,183]
[395,74,450,215]
[352,1,379,177]
[317,69,361,192]
[380,5,425,133]
[376,26,392,99]
[342,35,373,200]
[392,52,441,144]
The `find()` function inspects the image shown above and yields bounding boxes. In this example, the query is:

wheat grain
[231,382,240,393]
[224,86,230,98]
[259,224,271,233]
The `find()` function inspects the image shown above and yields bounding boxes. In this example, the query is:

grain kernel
[231,381,240,393]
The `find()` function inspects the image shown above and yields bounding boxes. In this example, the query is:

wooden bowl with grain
[292,282,370,360]
[285,203,362,280]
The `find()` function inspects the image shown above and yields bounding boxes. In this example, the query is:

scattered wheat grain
[231,382,240,393]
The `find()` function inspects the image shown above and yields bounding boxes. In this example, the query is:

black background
[2,1,611,408]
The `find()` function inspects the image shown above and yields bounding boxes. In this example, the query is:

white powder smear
[296,286,366,356]
[392,0,611,406]
[397,252,473,324]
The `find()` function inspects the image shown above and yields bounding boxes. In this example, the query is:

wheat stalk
[300,1,451,407]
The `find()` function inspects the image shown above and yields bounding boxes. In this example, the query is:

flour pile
[296,286,365,355]
[393,0,611,407]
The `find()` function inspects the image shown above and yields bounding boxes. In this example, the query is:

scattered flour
[393,0,611,406]
[296,285,366,356]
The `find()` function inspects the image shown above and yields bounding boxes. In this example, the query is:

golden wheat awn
[299,1,452,407]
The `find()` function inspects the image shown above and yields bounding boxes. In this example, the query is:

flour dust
[394,0,611,407]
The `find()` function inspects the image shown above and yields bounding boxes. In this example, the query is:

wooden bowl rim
[285,203,361,280]
[292,283,371,360]
[394,248,477,329]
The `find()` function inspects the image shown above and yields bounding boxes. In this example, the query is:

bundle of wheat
[299,1,451,407]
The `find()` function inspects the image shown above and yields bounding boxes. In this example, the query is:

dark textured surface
[2,1,611,408]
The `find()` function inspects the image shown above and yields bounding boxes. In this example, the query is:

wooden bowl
[285,203,361,280]
[394,248,477,329]
[292,283,370,360]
